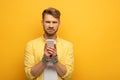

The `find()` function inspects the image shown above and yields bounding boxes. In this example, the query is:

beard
[44,27,58,36]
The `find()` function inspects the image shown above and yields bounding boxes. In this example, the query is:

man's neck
[43,34,57,40]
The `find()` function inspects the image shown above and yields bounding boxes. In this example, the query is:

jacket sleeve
[62,43,74,80]
[24,41,36,80]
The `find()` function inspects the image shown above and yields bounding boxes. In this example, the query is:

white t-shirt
[43,62,58,80]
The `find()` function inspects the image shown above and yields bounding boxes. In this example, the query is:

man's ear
[41,20,43,26]
[59,20,61,26]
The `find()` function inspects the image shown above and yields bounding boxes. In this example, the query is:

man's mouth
[47,29,54,31]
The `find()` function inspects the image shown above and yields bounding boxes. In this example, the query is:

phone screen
[46,39,55,47]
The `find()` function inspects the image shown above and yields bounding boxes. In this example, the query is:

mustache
[47,27,54,30]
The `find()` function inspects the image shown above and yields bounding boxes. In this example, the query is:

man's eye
[53,21,57,23]
[45,21,50,23]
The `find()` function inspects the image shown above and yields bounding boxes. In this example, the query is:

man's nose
[49,22,53,28]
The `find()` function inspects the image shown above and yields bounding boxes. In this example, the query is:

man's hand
[44,44,57,59]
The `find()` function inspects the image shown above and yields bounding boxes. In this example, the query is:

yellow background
[0,0,120,80]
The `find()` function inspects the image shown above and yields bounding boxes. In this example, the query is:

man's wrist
[52,55,58,63]
[42,55,58,63]
[42,55,48,63]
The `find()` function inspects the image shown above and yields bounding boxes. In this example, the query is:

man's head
[42,7,61,20]
[42,7,61,37]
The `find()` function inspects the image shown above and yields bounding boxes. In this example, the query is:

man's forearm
[31,61,46,77]
[54,62,67,77]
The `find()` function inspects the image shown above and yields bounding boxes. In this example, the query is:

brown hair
[42,7,61,20]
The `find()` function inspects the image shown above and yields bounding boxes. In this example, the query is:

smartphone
[46,39,55,47]
[46,39,55,57]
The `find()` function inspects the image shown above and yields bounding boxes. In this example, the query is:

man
[24,7,74,80]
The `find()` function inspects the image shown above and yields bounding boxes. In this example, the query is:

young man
[24,7,74,80]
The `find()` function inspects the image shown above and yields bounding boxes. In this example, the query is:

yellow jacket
[24,36,74,80]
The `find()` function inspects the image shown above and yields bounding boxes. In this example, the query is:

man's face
[42,14,60,36]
